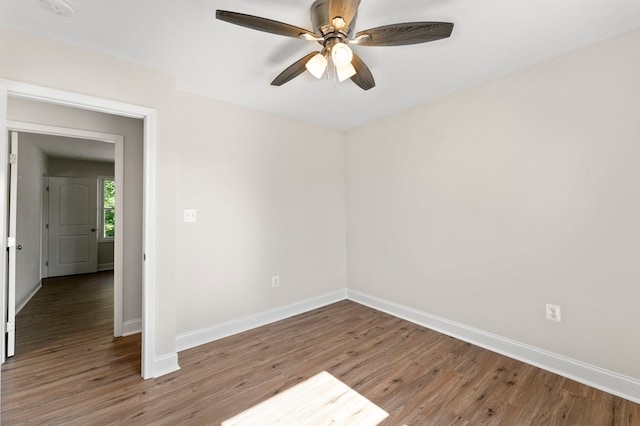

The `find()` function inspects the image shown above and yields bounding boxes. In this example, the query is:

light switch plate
[183,209,197,223]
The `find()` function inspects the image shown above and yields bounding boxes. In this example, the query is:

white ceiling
[1,0,639,130]
[26,133,115,162]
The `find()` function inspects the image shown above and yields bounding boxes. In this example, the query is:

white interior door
[48,177,98,277]
[6,131,18,357]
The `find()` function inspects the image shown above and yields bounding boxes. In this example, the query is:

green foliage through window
[102,179,115,238]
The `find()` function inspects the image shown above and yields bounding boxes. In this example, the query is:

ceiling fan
[216,0,454,90]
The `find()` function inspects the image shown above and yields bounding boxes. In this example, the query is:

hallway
[1,271,141,423]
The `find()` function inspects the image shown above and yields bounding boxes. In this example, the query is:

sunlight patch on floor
[222,371,389,426]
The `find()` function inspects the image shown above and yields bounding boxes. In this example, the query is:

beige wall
[346,28,640,379]
[47,157,114,177]
[174,92,347,333]
[14,132,47,310]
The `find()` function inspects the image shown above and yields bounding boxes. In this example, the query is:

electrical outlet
[271,275,280,288]
[546,303,561,322]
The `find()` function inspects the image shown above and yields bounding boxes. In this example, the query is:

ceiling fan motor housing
[310,0,356,39]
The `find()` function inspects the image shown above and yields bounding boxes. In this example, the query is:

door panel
[48,177,98,277]
[6,131,18,357]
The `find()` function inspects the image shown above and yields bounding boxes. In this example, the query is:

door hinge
[46,186,50,192]
[46,223,49,229]
[45,261,48,267]
[7,237,15,248]
[6,321,15,333]
[9,153,17,165]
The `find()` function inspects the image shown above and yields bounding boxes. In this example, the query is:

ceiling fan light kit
[305,52,329,78]
[216,0,454,90]
[336,63,356,82]
[330,41,353,68]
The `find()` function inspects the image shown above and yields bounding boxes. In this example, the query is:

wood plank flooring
[221,371,389,425]
[2,275,639,425]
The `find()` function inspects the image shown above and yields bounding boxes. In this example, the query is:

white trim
[347,289,640,404]
[6,121,121,141]
[16,282,42,314]
[173,286,640,403]
[0,79,160,379]
[114,136,125,337]
[176,290,348,352]
[123,318,142,336]
[153,352,180,378]
[1,80,151,119]
[6,132,18,357]
[41,176,49,279]
[0,84,7,364]
[141,109,158,379]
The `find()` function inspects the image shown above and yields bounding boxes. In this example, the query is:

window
[99,177,115,241]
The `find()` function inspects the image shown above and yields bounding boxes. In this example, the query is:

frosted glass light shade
[305,53,328,79]
[331,42,353,68]
[336,63,356,82]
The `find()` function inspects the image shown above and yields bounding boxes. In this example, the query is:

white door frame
[0,79,157,379]
[6,132,18,358]
[8,122,125,337]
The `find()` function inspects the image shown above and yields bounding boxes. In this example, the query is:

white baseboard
[172,286,640,403]
[153,352,180,378]
[347,289,640,404]
[123,318,142,336]
[98,263,114,271]
[176,289,348,352]
[16,281,42,314]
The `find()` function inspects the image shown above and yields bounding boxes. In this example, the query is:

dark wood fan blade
[329,0,361,26]
[350,53,375,90]
[271,52,319,86]
[216,10,315,39]
[355,22,454,46]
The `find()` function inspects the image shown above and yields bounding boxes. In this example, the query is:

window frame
[98,176,115,242]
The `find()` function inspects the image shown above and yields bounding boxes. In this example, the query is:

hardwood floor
[2,278,639,425]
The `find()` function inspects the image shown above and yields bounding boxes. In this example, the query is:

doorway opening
[6,125,124,360]
[0,80,158,379]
